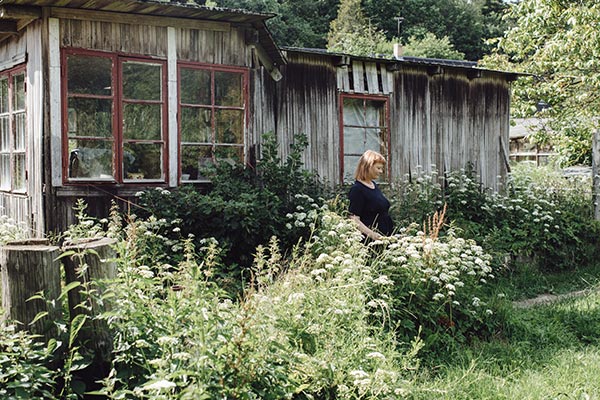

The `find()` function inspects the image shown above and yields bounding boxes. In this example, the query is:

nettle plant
[370,207,496,354]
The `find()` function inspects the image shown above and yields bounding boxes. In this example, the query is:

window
[340,94,389,183]
[0,66,26,193]
[178,64,247,182]
[64,50,167,183]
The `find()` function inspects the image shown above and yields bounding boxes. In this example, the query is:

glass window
[0,68,26,193]
[179,65,247,182]
[341,95,389,183]
[64,51,166,183]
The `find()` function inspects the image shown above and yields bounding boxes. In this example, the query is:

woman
[348,150,394,240]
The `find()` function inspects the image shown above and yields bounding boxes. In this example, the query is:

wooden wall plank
[352,61,364,93]
[365,62,378,94]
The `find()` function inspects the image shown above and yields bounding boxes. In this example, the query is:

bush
[384,164,600,271]
[0,326,58,399]
[135,133,330,291]
[370,208,497,356]
[91,202,421,398]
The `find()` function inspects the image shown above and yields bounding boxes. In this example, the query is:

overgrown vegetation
[1,158,600,398]
[135,133,328,293]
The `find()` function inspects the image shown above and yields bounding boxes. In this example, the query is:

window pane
[67,54,112,96]
[180,68,211,105]
[343,98,364,126]
[68,98,112,138]
[344,127,367,155]
[214,145,243,164]
[180,107,211,143]
[14,112,25,151]
[0,154,9,190]
[123,103,162,140]
[122,62,162,101]
[13,153,25,191]
[68,139,114,179]
[344,155,360,183]
[0,77,7,114]
[215,109,243,144]
[13,73,25,111]
[365,100,384,127]
[123,142,163,180]
[344,127,386,156]
[215,71,242,106]
[0,116,8,151]
[181,145,212,181]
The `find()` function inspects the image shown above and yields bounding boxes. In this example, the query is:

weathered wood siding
[392,67,510,189]
[263,52,511,190]
[255,53,340,185]
[60,19,169,57]
[0,20,44,237]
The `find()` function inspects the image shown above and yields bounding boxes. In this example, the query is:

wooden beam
[0,5,41,20]
[49,7,230,32]
[0,20,17,34]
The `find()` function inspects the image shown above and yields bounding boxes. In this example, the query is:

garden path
[513,288,596,308]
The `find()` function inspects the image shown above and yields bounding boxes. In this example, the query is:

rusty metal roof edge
[281,46,529,78]
[136,0,277,20]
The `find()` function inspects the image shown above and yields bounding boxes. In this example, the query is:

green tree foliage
[402,32,465,60]
[326,0,389,56]
[212,0,339,48]
[363,0,509,61]
[483,0,600,166]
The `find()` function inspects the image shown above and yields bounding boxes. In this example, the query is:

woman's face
[368,162,385,180]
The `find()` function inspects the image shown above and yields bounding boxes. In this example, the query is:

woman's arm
[349,215,383,240]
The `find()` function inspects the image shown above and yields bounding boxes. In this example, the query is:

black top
[348,180,394,235]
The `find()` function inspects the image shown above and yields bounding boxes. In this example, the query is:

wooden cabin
[0,0,519,237]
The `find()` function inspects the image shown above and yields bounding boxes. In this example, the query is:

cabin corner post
[167,26,178,187]
[48,17,61,187]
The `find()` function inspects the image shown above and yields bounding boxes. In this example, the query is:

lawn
[408,264,600,399]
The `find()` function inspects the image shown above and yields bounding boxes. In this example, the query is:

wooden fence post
[62,237,116,362]
[593,129,600,221]
[0,239,61,341]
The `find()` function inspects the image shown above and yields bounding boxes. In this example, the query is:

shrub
[384,164,600,271]
[92,203,421,398]
[135,133,330,291]
[0,325,58,399]
[370,208,497,356]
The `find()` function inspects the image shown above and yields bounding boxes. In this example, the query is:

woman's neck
[358,179,375,189]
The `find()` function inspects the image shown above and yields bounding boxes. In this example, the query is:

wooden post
[62,237,116,361]
[0,239,61,341]
[593,129,600,221]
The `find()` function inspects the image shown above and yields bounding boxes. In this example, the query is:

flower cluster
[0,214,27,245]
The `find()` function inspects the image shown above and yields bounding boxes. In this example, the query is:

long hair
[354,150,386,181]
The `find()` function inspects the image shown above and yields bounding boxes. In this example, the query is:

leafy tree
[327,0,389,56]
[402,31,465,60]
[212,0,338,48]
[483,0,600,165]
[363,0,509,61]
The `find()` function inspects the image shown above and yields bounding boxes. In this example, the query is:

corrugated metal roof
[282,46,524,79]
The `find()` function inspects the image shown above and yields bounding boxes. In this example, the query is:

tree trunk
[0,239,61,341]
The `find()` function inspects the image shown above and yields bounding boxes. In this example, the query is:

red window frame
[0,64,27,193]
[61,48,168,184]
[177,62,249,183]
[339,93,391,183]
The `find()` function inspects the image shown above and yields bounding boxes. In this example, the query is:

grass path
[409,276,600,399]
